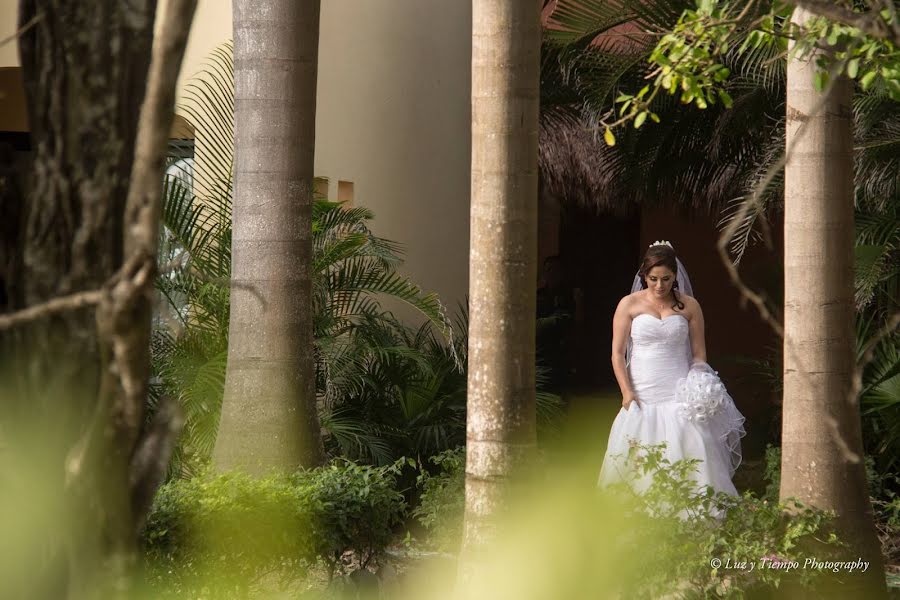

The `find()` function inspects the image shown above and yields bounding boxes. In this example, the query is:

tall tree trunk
[213,0,324,473]
[9,1,195,597]
[461,0,541,557]
[782,8,885,598]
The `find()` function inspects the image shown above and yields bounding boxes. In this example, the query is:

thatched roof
[537,104,778,219]
[538,114,623,214]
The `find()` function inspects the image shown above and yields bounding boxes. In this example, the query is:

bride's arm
[687,297,707,365]
[611,297,637,408]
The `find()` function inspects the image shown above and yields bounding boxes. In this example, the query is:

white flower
[675,369,726,423]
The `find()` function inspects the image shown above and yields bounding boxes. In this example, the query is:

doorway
[556,203,641,390]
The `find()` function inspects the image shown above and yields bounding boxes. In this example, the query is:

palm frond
[320,408,397,466]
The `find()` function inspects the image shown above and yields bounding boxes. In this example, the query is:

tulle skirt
[598,399,741,497]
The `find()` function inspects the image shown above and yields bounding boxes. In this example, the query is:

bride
[598,241,746,496]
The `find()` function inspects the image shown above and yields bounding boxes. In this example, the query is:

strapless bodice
[628,314,690,404]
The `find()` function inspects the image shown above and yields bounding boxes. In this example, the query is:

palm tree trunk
[461,0,541,555]
[782,8,885,597]
[214,0,324,472]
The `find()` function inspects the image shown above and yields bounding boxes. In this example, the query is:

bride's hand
[622,392,639,410]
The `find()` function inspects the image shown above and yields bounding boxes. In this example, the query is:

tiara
[649,240,674,249]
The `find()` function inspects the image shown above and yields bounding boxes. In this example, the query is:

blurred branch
[0,12,43,50]
[0,289,102,329]
[100,0,198,445]
[791,0,900,45]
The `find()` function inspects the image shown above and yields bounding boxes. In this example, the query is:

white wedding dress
[598,313,743,496]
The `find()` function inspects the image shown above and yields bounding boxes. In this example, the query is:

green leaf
[814,70,828,92]
[604,127,616,147]
[634,112,647,129]
[860,70,878,91]
[718,89,733,109]
[662,73,674,91]
[847,58,859,79]
[887,78,900,101]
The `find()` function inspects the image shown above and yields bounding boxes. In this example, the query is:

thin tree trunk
[782,8,885,598]
[213,0,324,473]
[460,0,541,561]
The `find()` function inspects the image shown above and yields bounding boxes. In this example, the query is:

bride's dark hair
[639,244,685,310]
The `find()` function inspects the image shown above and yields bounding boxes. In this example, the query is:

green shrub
[609,443,845,598]
[413,447,466,552]
[141,459,407,596]
[297,458,408,576]
[763,442,781,502]
[764,443,900,571]
[141,471,318,596]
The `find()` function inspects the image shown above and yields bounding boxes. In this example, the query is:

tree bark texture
[7,1,196,597]
[15,0,155,422]
[461,0,541,557]
[782,8,886,598]
[213,0,325,473]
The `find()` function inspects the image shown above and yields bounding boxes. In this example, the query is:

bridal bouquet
[675,362,726,424]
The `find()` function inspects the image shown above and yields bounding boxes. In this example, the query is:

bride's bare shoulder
[615,291,642,314]
[619,291,643,305]
[680,293,702,313]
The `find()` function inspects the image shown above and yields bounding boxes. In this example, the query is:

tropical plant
[319,299,564,466]
[319,310,467,466]
[413,447,466,552]
[858,313,900,473]
[311,205,463,465]
[608,443,846,599]
[150,170,231,478]
[153,191,456,475]
[542,0,785,229]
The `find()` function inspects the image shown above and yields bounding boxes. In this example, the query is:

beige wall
[157,0,233,105]
[0,0,472,316]
[315,1,471,317]
[0,0,17,67]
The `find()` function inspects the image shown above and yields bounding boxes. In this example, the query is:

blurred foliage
[140,459,407,597]
[602,443,845,598]
[439,442,847,600]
